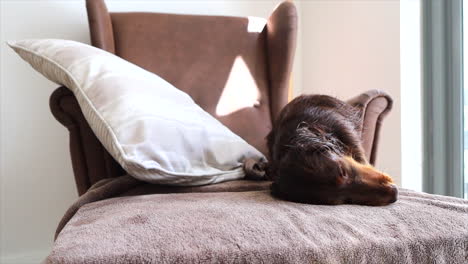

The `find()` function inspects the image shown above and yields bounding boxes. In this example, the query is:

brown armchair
[44,2,468,263]
[50,0,392,198]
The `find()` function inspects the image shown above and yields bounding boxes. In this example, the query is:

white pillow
[8,39,265,186]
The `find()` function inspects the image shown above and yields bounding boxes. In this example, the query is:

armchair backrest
[86,0,297,154]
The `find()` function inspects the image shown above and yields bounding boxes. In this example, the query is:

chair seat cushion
[46,189,468,263]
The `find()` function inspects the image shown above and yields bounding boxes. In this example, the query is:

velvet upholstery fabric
[347,90,393,164]
[86,0,115,53]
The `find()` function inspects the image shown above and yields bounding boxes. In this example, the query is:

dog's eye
[335,164,353,187]
[336,176,347,186]
[339,165,348,179]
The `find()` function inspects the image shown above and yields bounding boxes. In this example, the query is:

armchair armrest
[347,90,393,165]
[50,86,125,195]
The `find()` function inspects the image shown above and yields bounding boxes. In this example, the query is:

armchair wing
[347,90,393,165]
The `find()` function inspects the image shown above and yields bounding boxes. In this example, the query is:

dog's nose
[387,184,398,203]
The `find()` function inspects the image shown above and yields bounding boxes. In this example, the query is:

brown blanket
[46,176,468,264]
[54,175,271,239]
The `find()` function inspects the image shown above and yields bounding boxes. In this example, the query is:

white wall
[1,1,89,262]
[0,0,402,262]
[300,0,401,184]
[400,0,422,192]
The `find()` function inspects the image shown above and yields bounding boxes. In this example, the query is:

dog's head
[270,132,397,205]
[267,96,397,206]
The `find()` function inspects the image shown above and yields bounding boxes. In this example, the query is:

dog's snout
[387,184,398,204]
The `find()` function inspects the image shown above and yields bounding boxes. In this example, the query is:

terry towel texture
[47,183,468,264]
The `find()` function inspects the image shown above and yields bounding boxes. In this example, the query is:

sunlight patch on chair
[216,56,260,116]
[247,16,266,33]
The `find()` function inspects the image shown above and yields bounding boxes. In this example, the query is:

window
[422,0,464,198]
[464,0,468,199]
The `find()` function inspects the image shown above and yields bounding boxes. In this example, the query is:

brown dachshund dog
[263,94,397,206]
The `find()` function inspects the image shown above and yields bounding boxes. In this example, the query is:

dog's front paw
[243,158,268,181]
